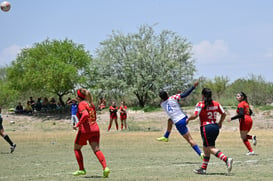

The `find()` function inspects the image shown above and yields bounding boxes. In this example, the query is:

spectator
[28,97,36,111]
[98,97,106,111]
[49,97,57,109]
[24,101,33,114]
[35,98,42,111]
[15,102,24,114]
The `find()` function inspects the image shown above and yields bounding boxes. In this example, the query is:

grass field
[0,112,273,181]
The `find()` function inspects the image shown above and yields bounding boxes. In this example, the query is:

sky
[1,0,273,83]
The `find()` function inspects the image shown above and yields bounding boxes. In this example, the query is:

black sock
[3,135,14,146]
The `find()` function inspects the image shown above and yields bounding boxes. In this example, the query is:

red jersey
[119,105,127,115]
[194,100,225,126]
[237,101,251,118]
[109,106,118,117]
[76,101,98,133]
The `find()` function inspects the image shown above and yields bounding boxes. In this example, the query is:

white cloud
[0,45,23,67]
[192,40,229,63]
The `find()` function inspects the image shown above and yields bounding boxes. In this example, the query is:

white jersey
[160,94,186,124]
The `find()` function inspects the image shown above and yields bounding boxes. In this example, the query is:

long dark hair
[202,88,213,109]
[239,91,252,115]
[239,92,249,104]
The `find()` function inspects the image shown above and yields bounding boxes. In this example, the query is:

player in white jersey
[158,81,204,160]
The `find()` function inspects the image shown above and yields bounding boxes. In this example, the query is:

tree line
[0,25,272,109]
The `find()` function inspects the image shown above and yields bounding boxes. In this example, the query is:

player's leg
[157,118,172,142]
[108,119,113,131]
[73,143,86,176]
[0,127,16,153]
[90,133,110,178]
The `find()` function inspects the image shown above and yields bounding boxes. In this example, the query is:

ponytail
[77,88,93,105]
[202,88,213,109]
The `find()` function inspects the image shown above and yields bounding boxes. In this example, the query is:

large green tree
[7,39,92,106]
[93,25,196,107]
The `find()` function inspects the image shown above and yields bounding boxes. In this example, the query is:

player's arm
[218,112,226,128]
[180,81,198,98]
[230,108,244,120]
[75,109,88,128]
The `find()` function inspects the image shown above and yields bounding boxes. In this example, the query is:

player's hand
[193,81,199,87]
[73,126,78,130]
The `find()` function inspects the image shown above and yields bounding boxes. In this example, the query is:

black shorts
[0,117,3,130]
[200,124,219,147]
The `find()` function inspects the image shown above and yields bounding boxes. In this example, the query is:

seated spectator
[28,97,36,111]
[98,97,106,111]
[24,101,33,115]
[49,97,57,109]
[15,102,24,114]
[35,97,42,111]
[42,97,50,111]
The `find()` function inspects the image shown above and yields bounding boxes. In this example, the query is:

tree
[93,24,196,107]
[7,39,92,106]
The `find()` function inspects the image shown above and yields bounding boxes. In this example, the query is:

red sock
[215,150,227,162]
[201,156,210,170]
[243,140,253,152]
[74,150,84,170]
[95,151,107,169]
[121,123,123,130]
[247,135,252,140]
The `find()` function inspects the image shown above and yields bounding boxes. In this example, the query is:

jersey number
[207,112,217,120]
[167,104,174,112]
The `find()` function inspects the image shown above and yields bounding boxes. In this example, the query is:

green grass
[0,119,273,181]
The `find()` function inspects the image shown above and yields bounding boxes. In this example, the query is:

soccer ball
[0,1,11,12]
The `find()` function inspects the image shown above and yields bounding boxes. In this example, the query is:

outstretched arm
[180,81,199,98]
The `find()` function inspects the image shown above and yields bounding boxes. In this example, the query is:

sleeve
[180,86,196,98]
[231,108,244,120]
[194,102,202,116]
[75,102,88,127]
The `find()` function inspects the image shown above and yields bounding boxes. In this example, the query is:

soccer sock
[121,123,123,130]
[3,135,14,146]
[95,151,107,170]
[164,131,170,138]
[246,135,252,140]
[243,140,253,152]
[201,156,210,170]
[215,150,228,162]
[192,144,202,156]
[74,149,84,170]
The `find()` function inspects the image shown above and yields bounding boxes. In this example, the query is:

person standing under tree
[0,107,16,153]
[107,102,118,131]
[67,98,79,127]
[159,81,204,160]
[187,88,233,174]
[72,88,110,177]
[228,92,256,155]
[119,101,127,130]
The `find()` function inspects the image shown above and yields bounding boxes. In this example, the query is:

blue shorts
[175,116,188,135]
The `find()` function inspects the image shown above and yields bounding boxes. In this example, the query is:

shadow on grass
[0,151,10,154]
[84,175,103,178]
[206,172,234,176]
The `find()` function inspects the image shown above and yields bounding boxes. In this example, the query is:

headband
[77,89,85,99]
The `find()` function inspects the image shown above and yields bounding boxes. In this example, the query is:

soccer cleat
[73,169,86,176]
[246,151,255,156]
[10,144,16,153]
[103,167,110,178]
[193,168,206,174]
[200,153,205,160]
[252,135,257,146]
[156,136,169,142]
[226,158,233,173]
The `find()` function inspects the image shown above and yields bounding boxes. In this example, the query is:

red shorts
[110,113,117,119]
[239,115,253,131]
[75,130,100,145]
[120,113,127,120]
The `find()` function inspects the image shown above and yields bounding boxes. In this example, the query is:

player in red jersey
[72,88,110,177]
[228,92,256,155]
[187,88,233,174]
[107,102,118,131]
[119,101,127,130]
